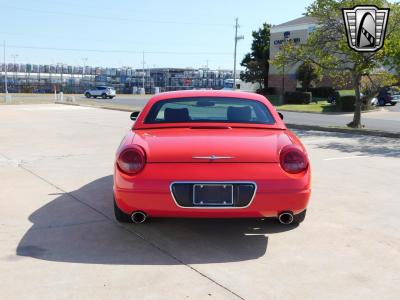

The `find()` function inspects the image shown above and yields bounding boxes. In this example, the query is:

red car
[114,90,311,225]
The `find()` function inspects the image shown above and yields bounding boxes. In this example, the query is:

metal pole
[233,18,244,91]
[82,57,87,92]
[233,18,238,90]
[281,38,287,102]
[142,51,145,90]
[3,40,8,95]
[12,54,18,85]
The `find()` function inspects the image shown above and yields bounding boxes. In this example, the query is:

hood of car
[133,128,292,163]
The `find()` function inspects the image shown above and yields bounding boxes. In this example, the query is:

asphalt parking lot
[1,104,399,299]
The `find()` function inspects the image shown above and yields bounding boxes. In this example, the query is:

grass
[337,90,355,97]
[277,100,337,113]
[264,90,362,113]
[264,94,337,113]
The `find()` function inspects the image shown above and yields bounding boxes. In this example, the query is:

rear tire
[102,93,107,99]
[390,102,397,106]
[114,198,131,223]
[85,92,91,98]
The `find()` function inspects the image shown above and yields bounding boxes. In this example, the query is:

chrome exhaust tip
[131,211,147,224]
[278,211,294,225]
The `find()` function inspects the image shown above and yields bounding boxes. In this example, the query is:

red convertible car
[114,90,311,225]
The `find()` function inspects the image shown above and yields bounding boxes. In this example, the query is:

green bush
[310,87,335,98]
[284,91,312,104]
[337,95,355,112]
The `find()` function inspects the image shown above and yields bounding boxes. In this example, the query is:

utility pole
[142,51,145,90]
[82,57,88,91]
[233,17,244,90]
[281,32,289,103]
[3,41,8,96]
[11,54,18,83]
[82,57,88,79]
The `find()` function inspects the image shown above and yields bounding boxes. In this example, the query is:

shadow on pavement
[295,130,400,158]
[17,175,296,265]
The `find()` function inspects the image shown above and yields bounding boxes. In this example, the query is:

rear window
[144,97,275,124]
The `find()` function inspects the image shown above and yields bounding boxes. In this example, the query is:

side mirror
[130,111,140,121]
[278,112,284,120]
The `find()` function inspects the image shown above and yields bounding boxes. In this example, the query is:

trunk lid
[133,127,291,163]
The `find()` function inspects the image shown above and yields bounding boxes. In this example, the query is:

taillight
[117,146,146,175]
[280,145,309,174]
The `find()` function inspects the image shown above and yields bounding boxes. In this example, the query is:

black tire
[108,96,114,99]
[390,102,397,106]
[85,92,91,98]
[102,93,107,99]
[114,198,131,223]
[293,209,307,224]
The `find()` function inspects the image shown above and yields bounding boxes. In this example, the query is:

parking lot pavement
[1,104,399,299]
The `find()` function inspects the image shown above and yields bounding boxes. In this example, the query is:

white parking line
[324,155,370,161]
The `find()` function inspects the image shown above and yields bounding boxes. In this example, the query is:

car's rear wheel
[102,93,107,99]
[390,102,397,106]
[85,92,91,98]
[108,96,114,99]
[114,198,131,223]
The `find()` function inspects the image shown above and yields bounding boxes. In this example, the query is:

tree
[271,0,400,128]
[240,23,271,90]
[296,62,319,91]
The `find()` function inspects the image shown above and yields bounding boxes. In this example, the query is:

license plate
[193,184,233,206]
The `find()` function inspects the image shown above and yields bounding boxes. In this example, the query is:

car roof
[148,90,266,103]
[133,90,286,130]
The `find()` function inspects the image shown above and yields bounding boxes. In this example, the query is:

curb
[286,123,400,138]
[55,101,136,112]
[277,108,381,115]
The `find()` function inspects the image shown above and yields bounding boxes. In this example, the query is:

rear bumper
[114,162,311,218]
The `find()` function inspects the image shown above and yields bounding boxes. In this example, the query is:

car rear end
[113,91,311,223]
[106,87,116,98]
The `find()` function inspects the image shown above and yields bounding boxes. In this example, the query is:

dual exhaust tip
[131,211,147,224]
[278,211,294,225]
[131,211,294,225]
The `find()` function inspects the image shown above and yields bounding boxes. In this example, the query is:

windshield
[144,97,275,124]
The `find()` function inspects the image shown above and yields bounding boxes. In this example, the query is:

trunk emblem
[192,155,234,160]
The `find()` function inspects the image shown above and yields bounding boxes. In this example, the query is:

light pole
[142,51,145,92]
[82,57,88,79]
[11,54,19,84]
[82,57,88,90]
[233,17,244,90]
[281,31,290,103]
[3,40,8,97]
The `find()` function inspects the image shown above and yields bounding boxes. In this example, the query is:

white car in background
[84,86,116,99]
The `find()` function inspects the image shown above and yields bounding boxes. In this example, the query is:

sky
[1,0,314,70]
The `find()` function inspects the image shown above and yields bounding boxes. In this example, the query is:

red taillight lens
[280,145,309,174]
[117,146,146,175]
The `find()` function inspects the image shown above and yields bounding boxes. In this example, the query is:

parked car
[84,86,116,99]
[113,90,311,225]
[377,87,399,106]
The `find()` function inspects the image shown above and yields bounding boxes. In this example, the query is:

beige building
[269,16,317,93]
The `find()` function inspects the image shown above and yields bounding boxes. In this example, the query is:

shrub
[256,87,277,95]
[284,91,312,104]
[337,95,355,112]
[310,87,335,98]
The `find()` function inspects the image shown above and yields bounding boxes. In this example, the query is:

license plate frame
[193,184,234,206]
